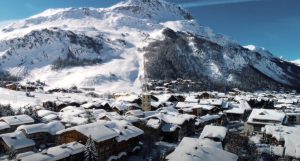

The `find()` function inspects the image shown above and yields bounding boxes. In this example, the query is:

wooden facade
[0,138,34,154]
[57,129,141,161]
[0,123,34,135]
[20,130,55,147]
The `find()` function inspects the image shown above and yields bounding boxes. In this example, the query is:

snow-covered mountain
[291,59,300,66]
[0,0,299,92]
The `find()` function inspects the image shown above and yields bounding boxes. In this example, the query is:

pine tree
[3,104,14,116]
[160,150,166,161]
[84,135,98,161]
[27,106,34,115]
[85,109,94,123]
[15,108,23,115]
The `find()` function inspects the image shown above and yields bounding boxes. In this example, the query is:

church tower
[141,56,151,111]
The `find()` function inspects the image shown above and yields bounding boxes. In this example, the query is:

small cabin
[0,115,34,134]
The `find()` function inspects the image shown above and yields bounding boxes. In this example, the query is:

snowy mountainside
[291,59,300,66]
[0,28,103,75]
[243,45,274,58]
[0,0,299,92]
[144,29,300,90]
[109,0,193,22]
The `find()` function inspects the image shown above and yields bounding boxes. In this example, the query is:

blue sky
[0,0,299,60]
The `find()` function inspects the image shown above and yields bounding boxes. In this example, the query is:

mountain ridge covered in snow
[0,0,299,92]
[291,59,300,66]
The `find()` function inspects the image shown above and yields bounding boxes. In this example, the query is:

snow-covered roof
[111,101,137,111]
[98,112,123,121]
[18,142,84,161]
[263,125,300,159]
[247,109,285,125]
[154,94,174,103]
[57,122,119,143]
[0,121,10,130]
[16,151,35,160]
[274,103,293,109]
[61,116,88,125]
[285,133,300,159]
[162,123,180,132]
[105,120,144,142]
[224,102,246,115]
[194,104,216,110]
[16,121,65,135]
[237,100,252,110]
[166,137,238,161]
[59,106,88,125]
[196,114,221,124]
[0,131,35,150]
[225,107,245,114]
[200,125,227,141]
[123,115,139,123]
[0,115,34,126]
[146,111,195,125]
[36,110,57,118]
[81,102,102,109]
[144,111,159,117]
[116,94,139,102]
[151,101,160,108]
[146,118,161,129]
[176,102,215,111]
[277,99,297,104]
[19,153,51,161]
[59,106,86,117]
[42,113,58,122]
[199,99,223,106]
[176,102,198,108]
[184,95,198,103]
[125,109,144,117]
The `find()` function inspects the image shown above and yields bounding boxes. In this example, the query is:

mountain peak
[0,0,299,92]
[244,45,274,58]
[291,59,300,66]
[111,0,193,21]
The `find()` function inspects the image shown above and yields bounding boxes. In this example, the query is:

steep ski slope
[0,0,299,92]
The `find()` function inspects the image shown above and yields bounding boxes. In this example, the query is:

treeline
[52,57,102,70]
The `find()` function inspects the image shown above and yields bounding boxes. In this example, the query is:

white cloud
[0,20,17,29]
[180,0,264,8]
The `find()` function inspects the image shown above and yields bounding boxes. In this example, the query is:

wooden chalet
[0,115,34,134]
[16,142,84,161]
[56,120,143,161]
[16,121,65,147]
[144,112,196,142]
[0,131,35,154]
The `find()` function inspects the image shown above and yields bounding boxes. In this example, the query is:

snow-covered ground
[0,0,298,93]
[0,87,102,110]
[0,0,235,93]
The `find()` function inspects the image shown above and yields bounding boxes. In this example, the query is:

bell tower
[141,55,151,111]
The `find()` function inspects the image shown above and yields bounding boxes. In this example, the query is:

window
[288,115,296,124]
[99,148,105,153]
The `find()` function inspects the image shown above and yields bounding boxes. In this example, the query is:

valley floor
[0,85,299,161]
